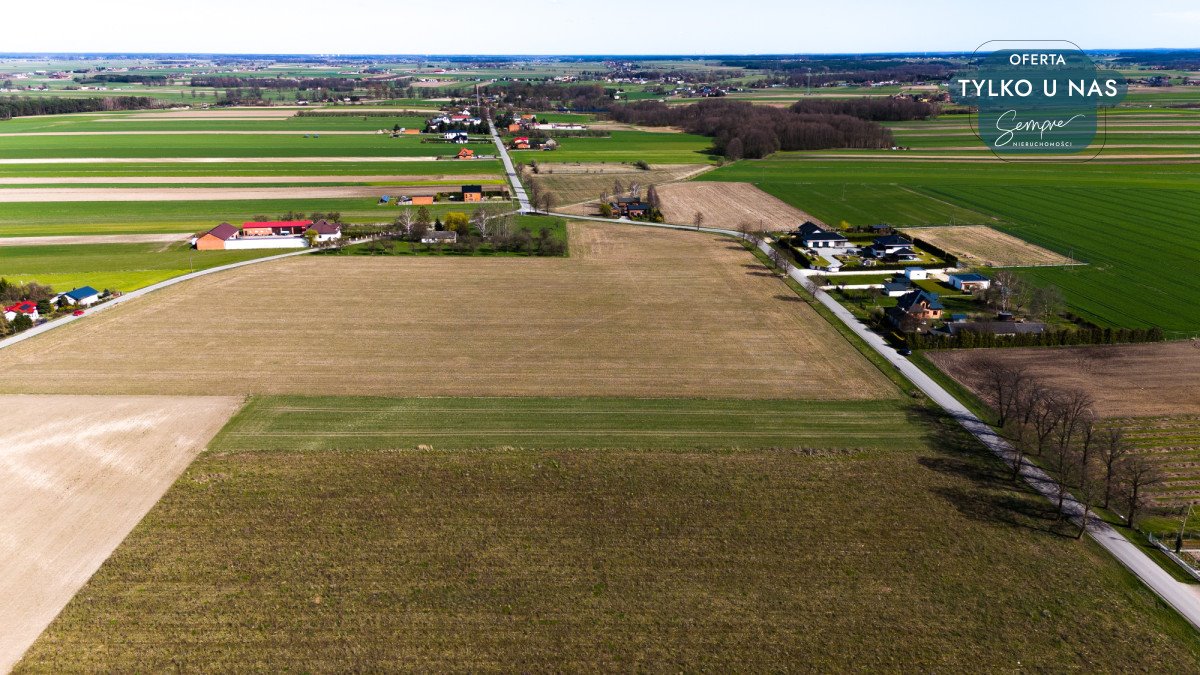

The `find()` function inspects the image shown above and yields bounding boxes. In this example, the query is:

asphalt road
[554,211,1200,631]
[488,117,531,213]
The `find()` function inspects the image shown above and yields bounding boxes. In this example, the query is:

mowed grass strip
[18,398,1200,671]
[214,396,924,452]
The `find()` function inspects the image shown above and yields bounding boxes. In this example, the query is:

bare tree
[1030,389,1064,455]
[471,206,493,238]
[1119,456,1165,526]
[646,185,661,209]
[1003,420,1037,482]
[693,211,705,231]
[1075,449,1102,539]
[1099,427,1131,509]
[737,220,753,240]
[612,178,624,196]
[627,182,640,199]
[527,180,541,212]
[538,191,556,213]
[977,359,1031,428]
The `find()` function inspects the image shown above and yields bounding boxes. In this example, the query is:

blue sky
[3,0,1197,54]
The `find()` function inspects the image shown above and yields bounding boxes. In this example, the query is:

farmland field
[925,342,1200,418]
[902,225,1079,268]
[0,395,241,673]
[0,197,509,238]
[17,395,1200,671]
[527,162,711,208]
[0,222,893,398]
[700,154,1200,331]
[655,181,821,230]
[510,130,715,164]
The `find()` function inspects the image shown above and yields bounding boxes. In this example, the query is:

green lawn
[18,395,1200,671]
[0,133,493,159]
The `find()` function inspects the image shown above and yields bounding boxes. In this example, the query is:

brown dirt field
[0,233,191,247]
[656,182,824,230]
[0,395,241,673]
[901,225,1078,267]
[0,157,443,165]
[0,222,893,400]
[927,341,1200,417]
[528,163,712,208]
[0,174,498,185]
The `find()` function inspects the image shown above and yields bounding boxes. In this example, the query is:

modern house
[802,230,850,249]
[903,267,929,281]
[948,272,992,292]
[888,289,944,330]
[462,185,483,202]
[611,196,651,218]
[3,301,38,323]
[866,234,917,259]
[883,280,912,297]
[61,286,101,307]
[456,148,475,159]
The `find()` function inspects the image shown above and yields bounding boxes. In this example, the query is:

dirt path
[0,233,193,246]
[0,395,242,673]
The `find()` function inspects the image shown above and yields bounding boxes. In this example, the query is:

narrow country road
[552,211,1200,631]
[488,116,531,213]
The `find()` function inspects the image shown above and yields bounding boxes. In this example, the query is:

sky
[2,0,1198,55]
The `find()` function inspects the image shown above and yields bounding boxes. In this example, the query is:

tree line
[0,96,161,120]
[605,99,895,158]
[976,359,1163,534]
[790,97,939,121]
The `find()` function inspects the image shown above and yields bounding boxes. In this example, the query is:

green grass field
[0,241,283,292]
[512,130,716,164]
[0,133,493,159]
[0,198,509,237]
[701,152,1200,332]
[18,395,1200,671]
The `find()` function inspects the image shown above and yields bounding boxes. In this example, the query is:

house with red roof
[4,301,39,323]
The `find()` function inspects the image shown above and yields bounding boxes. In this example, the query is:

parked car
[72,309,85,316]
[897,347,913,357]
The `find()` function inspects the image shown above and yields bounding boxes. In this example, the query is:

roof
[243,220,312,229]
[310,220,341,235]
[949,272,989,282]
[621,202,651,210]
[6,301,38,314]
[461,184,483,193]
[874,234,914,247]
[204,222,239,240]
[948,321,1046,335]
[805,231,849,241]
[64,286,99,300]
[883,281,911,292]
[424,231,457,240]
[795,221,825,237]
[615,196,640,204]
[895,289,944,312]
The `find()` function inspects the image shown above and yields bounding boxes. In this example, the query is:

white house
[903,267,929,281]
[948,272,992,292]
[61,286,101,306]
